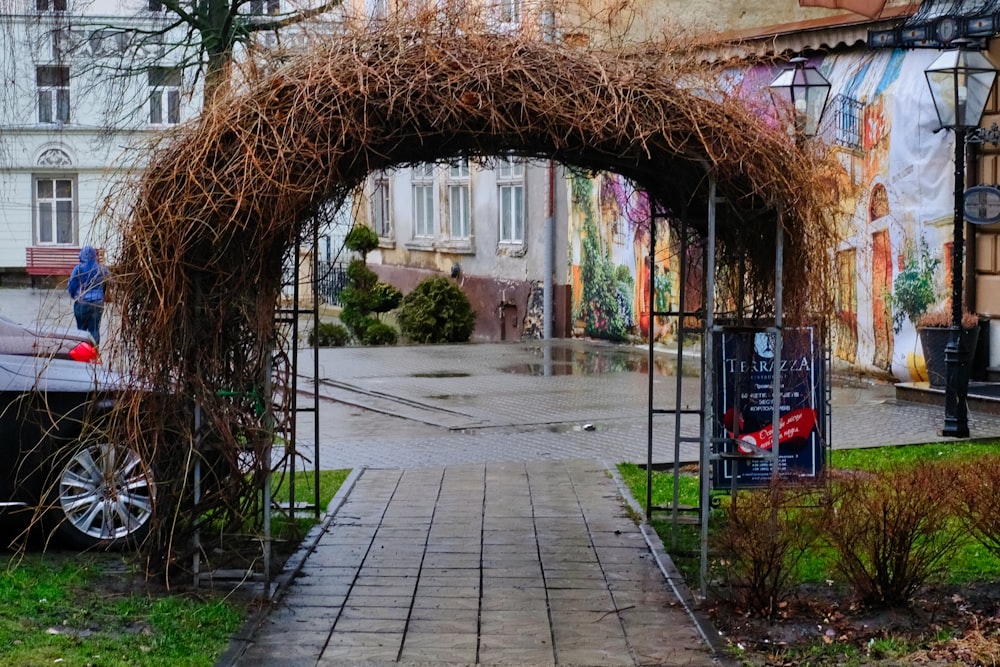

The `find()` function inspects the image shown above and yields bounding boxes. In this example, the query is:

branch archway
[104,24,842,574]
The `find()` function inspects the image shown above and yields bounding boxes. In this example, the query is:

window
[497,157,524,244]
[148,67,181,125]
[35,177,75,245]
[413,163,436,239]
[372,171,391,238]
[368,0,388,20]
[37,66,69,124]
[448,158,470,239]
[36,0,66,11]
[498,0,520,24]
[148,0,164,11]
[249,0,280,14]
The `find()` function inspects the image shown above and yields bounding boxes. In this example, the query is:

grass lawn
[0,469,349,667]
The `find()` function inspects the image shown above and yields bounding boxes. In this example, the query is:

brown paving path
[232,461,719,666]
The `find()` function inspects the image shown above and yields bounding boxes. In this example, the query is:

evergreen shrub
[308,321,349,347]
[397,276,475,343]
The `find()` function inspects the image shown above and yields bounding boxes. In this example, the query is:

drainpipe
[544,162,555,339]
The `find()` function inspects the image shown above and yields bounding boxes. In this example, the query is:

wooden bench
[25,246,85,277]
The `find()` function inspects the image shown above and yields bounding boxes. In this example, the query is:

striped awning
[869,0,1000,48]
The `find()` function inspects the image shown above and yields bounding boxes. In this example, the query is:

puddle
[502,346,686,377]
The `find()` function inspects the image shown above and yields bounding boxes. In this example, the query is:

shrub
[361,321,397,345]
[916,308,980,329]
[397,276,475,343]
[952,456,1000,559]
[337,248,400,346]
[345,225,379,257]
[307,322,349,347]
[820,464,965,607]
[712,479,819,619]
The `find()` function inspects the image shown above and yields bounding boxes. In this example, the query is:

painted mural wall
[566,46,964,382]
[567,169,679,344]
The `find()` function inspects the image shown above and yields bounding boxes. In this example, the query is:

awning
[869,0,1000,48]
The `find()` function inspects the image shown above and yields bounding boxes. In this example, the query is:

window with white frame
[36,0,66,11]
[447,158,470,240]
[148,67,181,126]
[372,171,392,238]
[498,0,520,24]
[497,157,524,244]
[249,0,280,14]
[37,66,69,124]
[35,176,75,245]
[413,163,436,239]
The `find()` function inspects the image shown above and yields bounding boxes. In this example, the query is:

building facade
[0,0,204,281]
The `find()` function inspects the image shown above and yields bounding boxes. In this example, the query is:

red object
[69,342,100,363]
[798,0,885,18]
[729,408,817,453]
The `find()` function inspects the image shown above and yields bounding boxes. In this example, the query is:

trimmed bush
[337,233,401,345]
[345,225,379,256]
[361,321,398,345]
[397,276,475,343]
[820,464,965,607]
[952,456,1000,559]
[712,479,819,619]
[308,322,349,347]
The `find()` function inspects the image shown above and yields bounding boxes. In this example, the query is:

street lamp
[925,40,998,437]
[768,56,832,137]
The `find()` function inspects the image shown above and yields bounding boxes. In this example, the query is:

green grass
[0,468,350,667]
[618,441,1000,587]
[0,557,242,667]
[269,469,350,537]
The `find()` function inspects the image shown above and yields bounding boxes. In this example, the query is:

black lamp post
[768,56,832,137]
[925,41,998,437]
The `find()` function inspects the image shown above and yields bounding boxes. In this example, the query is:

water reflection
[503,344,692,377]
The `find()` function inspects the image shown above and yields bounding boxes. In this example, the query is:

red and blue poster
[713,327,827,488]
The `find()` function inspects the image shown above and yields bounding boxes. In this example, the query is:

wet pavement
[5,287,1000,666]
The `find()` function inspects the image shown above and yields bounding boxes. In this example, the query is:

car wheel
[53,441,155,549]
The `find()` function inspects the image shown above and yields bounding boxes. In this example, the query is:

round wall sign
[964,185,1000,225]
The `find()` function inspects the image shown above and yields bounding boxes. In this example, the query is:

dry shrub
[821,463,965,607]
[712,478,819,620]
[951,455,1000,558]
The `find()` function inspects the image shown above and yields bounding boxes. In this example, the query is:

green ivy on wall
[570,170,634,342]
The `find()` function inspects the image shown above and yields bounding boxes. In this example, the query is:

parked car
[0,315,154,549]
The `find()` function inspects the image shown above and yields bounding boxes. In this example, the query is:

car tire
[52,440,156,549]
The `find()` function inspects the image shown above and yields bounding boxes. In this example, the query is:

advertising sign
[713,327,825,488]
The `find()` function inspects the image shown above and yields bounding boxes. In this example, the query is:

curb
[213,466,366,667]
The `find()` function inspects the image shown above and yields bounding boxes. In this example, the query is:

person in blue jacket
[67,245,110,346]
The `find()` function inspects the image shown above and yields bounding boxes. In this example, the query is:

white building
[0,0,203,282]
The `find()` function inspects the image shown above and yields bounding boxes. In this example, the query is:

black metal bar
[944,126,971,437]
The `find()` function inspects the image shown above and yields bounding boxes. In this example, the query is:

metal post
[771,218,784,466]
[699,176,717,599]
[944,127,970,437]
[646,209,655,520]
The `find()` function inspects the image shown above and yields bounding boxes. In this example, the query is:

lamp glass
[768,58,831,136]
[925,48,998,129]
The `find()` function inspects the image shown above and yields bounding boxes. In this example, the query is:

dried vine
[94,9,844,578]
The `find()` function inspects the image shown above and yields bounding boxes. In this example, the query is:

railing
[316,260,349,306]
[821,94,864,151]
